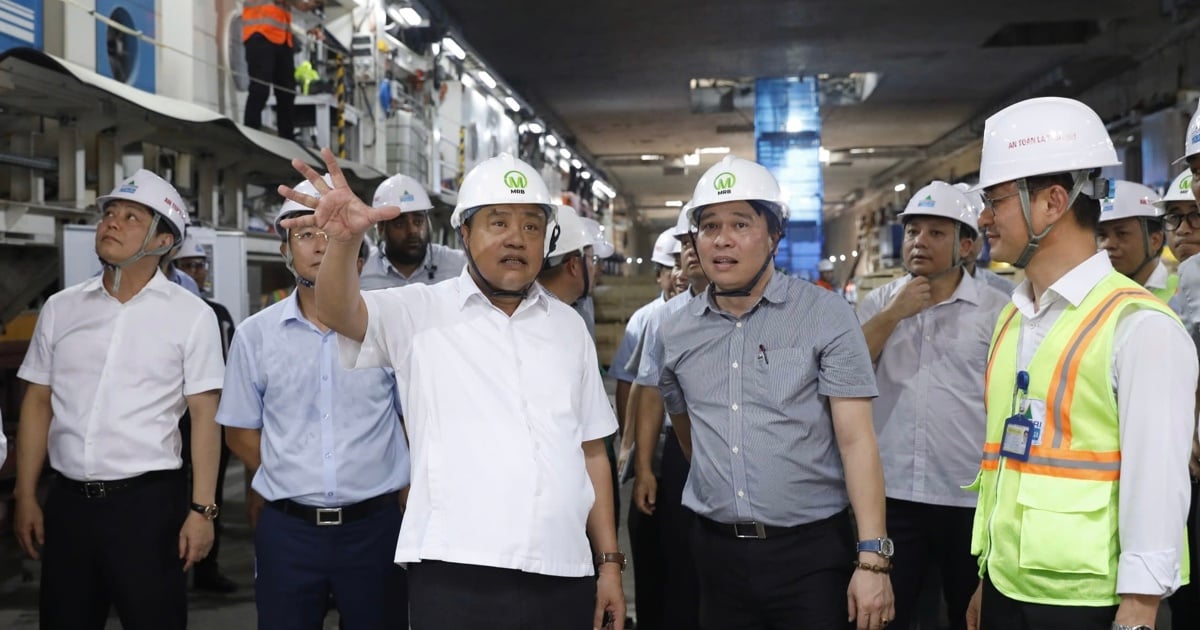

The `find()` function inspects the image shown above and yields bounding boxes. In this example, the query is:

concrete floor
[0,455,639,629]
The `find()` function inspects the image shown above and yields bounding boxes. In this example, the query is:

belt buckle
[315,507,343,526]
[733,521,766,539]
[83,482,107,499]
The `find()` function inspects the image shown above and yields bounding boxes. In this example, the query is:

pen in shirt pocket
[758,344,769,364]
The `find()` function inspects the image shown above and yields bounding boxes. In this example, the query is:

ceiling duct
[689,78,755,114]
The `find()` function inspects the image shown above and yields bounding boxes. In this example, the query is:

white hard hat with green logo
[688,155,787,228]
[1153,171,1196,209]
[450,153,555,229]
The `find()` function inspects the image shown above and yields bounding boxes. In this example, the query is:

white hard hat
[651,228,677,266]
[580,217,614,258]
[546,204,590,262]
[450,153,554,228]
[97,169,189,243]
[974,97,1120,192]
[899,181,979,235]
[1098,181,1162,223]
[953,182,986,220]
[689,155,786,228]
[818,259,835,272]
[1153,171,1195,209]
[1176,105,1200,165]
[672,204,692,238]
[175,234,207,260]
[373,173,434,213]
[275,174,333,238]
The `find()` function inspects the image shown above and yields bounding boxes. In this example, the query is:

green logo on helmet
[503,170,528,192]
[713,172,736,194]
[1182,176,1194,193]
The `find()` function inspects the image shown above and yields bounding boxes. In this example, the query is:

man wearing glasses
[360,173,465,290]
[219,177,412,628]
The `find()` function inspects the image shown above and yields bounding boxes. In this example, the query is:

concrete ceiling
[434,0,1180,228]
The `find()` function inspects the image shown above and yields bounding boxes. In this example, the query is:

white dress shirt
[18,271,225,481]
[857,271,1009,507]
[339,268,617,577]
[1010,251,1196,596]
[1145,259,1170,294]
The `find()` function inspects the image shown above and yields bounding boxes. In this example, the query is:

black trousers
[1167,480,1200,627]
[691,509,855,630]
[885,498,978,630]
[981,577,1116,630]
[628,478,666,630]
[180,412,230,574]
[407,560,595,630]
[659,431,700,628]
[243,33,295,140]
[40,471,188,630]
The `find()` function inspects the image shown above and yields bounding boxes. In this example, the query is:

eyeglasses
[291,230,329,243]
[176,260,209,272]
[980,191,1020,209]
[1163,211,1200,232]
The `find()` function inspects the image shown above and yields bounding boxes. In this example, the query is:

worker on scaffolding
[242,0,322,141]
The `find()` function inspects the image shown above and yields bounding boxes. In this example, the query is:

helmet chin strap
[281,239,316,288]
[98,214,176,294]
[1011,171,1091,269]
[462,223,560,300]
[1124,217,1162,282]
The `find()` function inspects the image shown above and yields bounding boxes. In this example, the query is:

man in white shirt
[360,172,465,290]
[14,169,225,629]
[858,181,1009,630]
[277,148,625,630]
[965,97,1196,630]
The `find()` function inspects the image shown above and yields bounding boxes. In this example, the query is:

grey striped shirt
[659,272,877,526]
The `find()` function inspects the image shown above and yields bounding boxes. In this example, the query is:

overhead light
[625,257,634,264]
[504,97,521,112]
[893,183,906,192]
[441,37,466,60]
[593,181,616,198]
[850,148,877,155]
[559,159,571,173]
[839,254,846,261]
[570,159,583,169]
[636,257,644,264]
[460,73,476,88]
[397,6,422,26]
[852,250,859,257]
[665,200,683,207]
[818,147,831,163]
[527,121,544,134]
[683,151,700,166]
[786,116,804,133]
[477,71,497,89]
[545,135,559,146]
[828,255,836,262]
[640,154,663,161]
[581,171,592,180]
[697,146,730,154]
[559,148,571,159]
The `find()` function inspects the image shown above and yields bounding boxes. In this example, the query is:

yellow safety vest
[969,270,1187,606]
[1151,272,1180,303]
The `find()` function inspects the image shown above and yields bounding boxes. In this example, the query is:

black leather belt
[268,491,399,526]
[58,469,181,500]
[698,509,847,540]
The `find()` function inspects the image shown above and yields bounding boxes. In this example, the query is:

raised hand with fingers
[277,148,402,243]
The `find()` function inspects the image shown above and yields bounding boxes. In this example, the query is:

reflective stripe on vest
[243,0,292,46]
[971,272,1184,606]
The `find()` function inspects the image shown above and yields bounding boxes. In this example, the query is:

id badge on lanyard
[999,370,1033,462]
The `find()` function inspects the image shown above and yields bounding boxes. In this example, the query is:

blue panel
[0,0,42,52]
[756,77,822,277]
[95,0,155,92]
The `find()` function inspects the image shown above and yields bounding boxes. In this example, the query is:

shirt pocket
[754,347,817,409]
[1015,475,1114,576]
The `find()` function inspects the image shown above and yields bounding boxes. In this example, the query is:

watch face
[880,538,895,557]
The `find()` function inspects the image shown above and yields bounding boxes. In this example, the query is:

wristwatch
[190,502,220,520]
[1111,624,1152,630]
[594,552,627,572]
[856,537,895,559]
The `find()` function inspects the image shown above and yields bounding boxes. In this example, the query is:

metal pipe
[0,152,56,171]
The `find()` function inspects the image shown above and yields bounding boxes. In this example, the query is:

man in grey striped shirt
[657,155,895,630]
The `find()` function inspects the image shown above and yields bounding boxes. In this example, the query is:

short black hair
[1025,172,1101,231]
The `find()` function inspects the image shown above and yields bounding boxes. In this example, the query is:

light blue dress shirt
[216,291,410,507]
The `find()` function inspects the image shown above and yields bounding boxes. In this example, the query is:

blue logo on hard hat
[916,195,936,208]
[1192,132,1200,145]
[118,182,138,194]
[401,190,416,203]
